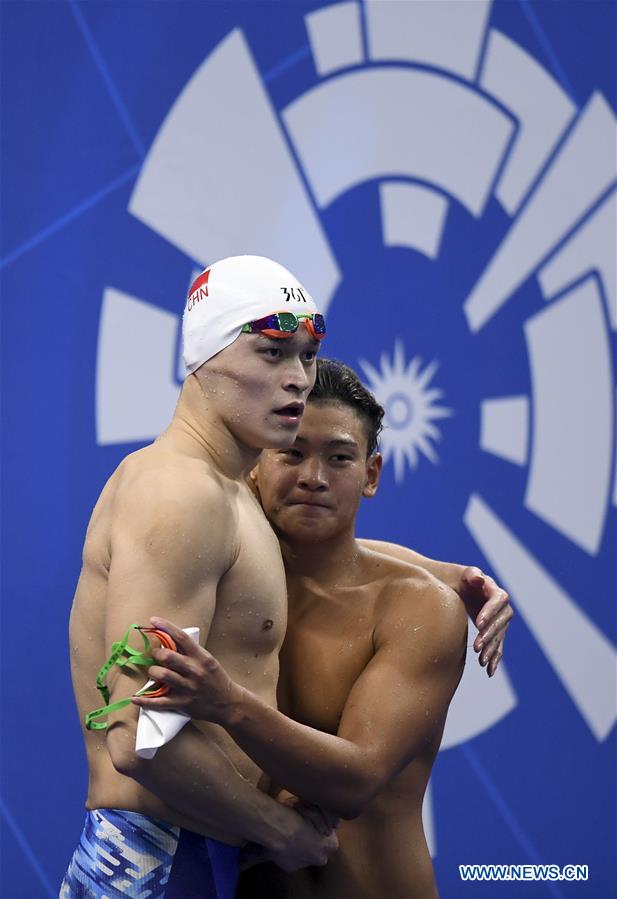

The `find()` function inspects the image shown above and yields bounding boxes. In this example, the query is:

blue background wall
[1,1,615,896]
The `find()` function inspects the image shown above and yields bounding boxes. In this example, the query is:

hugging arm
[361,539,512,676]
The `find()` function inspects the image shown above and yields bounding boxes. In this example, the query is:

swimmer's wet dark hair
[310,358,384,456]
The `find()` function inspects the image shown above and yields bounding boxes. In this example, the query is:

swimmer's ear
[362,452,382,499]
[247,466,261,498]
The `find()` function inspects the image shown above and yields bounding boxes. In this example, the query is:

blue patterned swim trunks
[60,809,240,898]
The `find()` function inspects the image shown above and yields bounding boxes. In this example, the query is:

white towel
[135,626,200,759]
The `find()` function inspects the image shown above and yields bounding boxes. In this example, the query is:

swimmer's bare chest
[268,568,437,899]
[278,579,376,733]
[203,485,287,695]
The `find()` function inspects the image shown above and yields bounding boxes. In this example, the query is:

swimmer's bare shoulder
[340,555,468,770]
[373,557,468,674]
[72,445,239,732]
[374,556,466,625]
[106,445,238,623]
[83,444,235,562]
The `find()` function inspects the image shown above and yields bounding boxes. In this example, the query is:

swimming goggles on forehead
[241,311,326,341]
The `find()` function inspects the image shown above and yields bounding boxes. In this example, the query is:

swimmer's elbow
[336,799,365,820]
[332,768,385,820]
[106,724,144,779]
[335,789,375,820]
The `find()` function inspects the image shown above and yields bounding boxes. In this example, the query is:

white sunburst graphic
[359,341,453,484]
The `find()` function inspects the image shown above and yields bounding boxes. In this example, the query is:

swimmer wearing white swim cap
[183,254,325,373]
[65,255,511,897]
[65,255,336,897]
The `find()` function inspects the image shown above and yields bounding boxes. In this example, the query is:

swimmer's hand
[459,567,513,677]
[275,789,340,836]
[238,793,339,872]
[131,616,242,722]
[264,791,339,872]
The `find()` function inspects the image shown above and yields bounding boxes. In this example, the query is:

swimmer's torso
[69,443,286,842]
[239,546,444,899]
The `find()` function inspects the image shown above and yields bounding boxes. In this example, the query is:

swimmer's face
[195,329,319,450]
[254,401,382,544]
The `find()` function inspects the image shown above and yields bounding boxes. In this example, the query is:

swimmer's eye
[281,448,303,461]
[301,350,317,364]
[258,347,283,360]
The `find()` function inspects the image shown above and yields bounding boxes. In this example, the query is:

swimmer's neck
[158,375,262,480]
[279,529,363,586]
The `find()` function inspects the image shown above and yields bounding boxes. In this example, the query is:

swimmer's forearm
[220,688,376,819]
[361,539,464,592]
[413,556,464,593]
[107,721,297,851]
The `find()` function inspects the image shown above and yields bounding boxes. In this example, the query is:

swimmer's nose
[282,357,313,395]
[298,458,329,490]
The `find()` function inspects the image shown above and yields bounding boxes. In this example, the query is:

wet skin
[134,401,469,898]
[236,401,468,899]
[68,331,340,869]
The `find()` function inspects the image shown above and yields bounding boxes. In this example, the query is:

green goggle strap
[85,624,157,732]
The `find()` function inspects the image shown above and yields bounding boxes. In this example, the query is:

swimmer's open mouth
[274,402,304,419]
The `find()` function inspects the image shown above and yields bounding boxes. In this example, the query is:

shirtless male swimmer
[62,256,339,898]
[133,357,514,899]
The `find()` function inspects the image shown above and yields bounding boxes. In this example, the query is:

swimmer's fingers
[133,638,238,723]
[474,605,513,655]
[459,568,511,677]
[131,660,195,710]
[276,791,337,836]
[487,644,504,678]
[460,569,511,641]
[149,645,195,677]
[131,673,204,713]
[149,617,200,656]
[479,634,502,675]
[131,665,191,715]
[473,598,512,677]
[294,801,340,836]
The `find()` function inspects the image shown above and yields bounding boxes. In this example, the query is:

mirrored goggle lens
[246,312,326,337]
[311,313,326,335]
[276,312,299,332]
[246,313,294,333]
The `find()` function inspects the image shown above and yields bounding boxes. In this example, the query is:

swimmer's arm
[101,471,317,854]
[136,581,467,819]
[360,538,512,676]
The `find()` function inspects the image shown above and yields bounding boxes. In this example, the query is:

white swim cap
[182,255,319,375]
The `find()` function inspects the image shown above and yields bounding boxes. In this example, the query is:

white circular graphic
[96,0,617,853]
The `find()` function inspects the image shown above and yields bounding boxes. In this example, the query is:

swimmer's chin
[261,428,302,450]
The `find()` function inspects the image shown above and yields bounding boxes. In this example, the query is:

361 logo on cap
[187,269,211,311]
